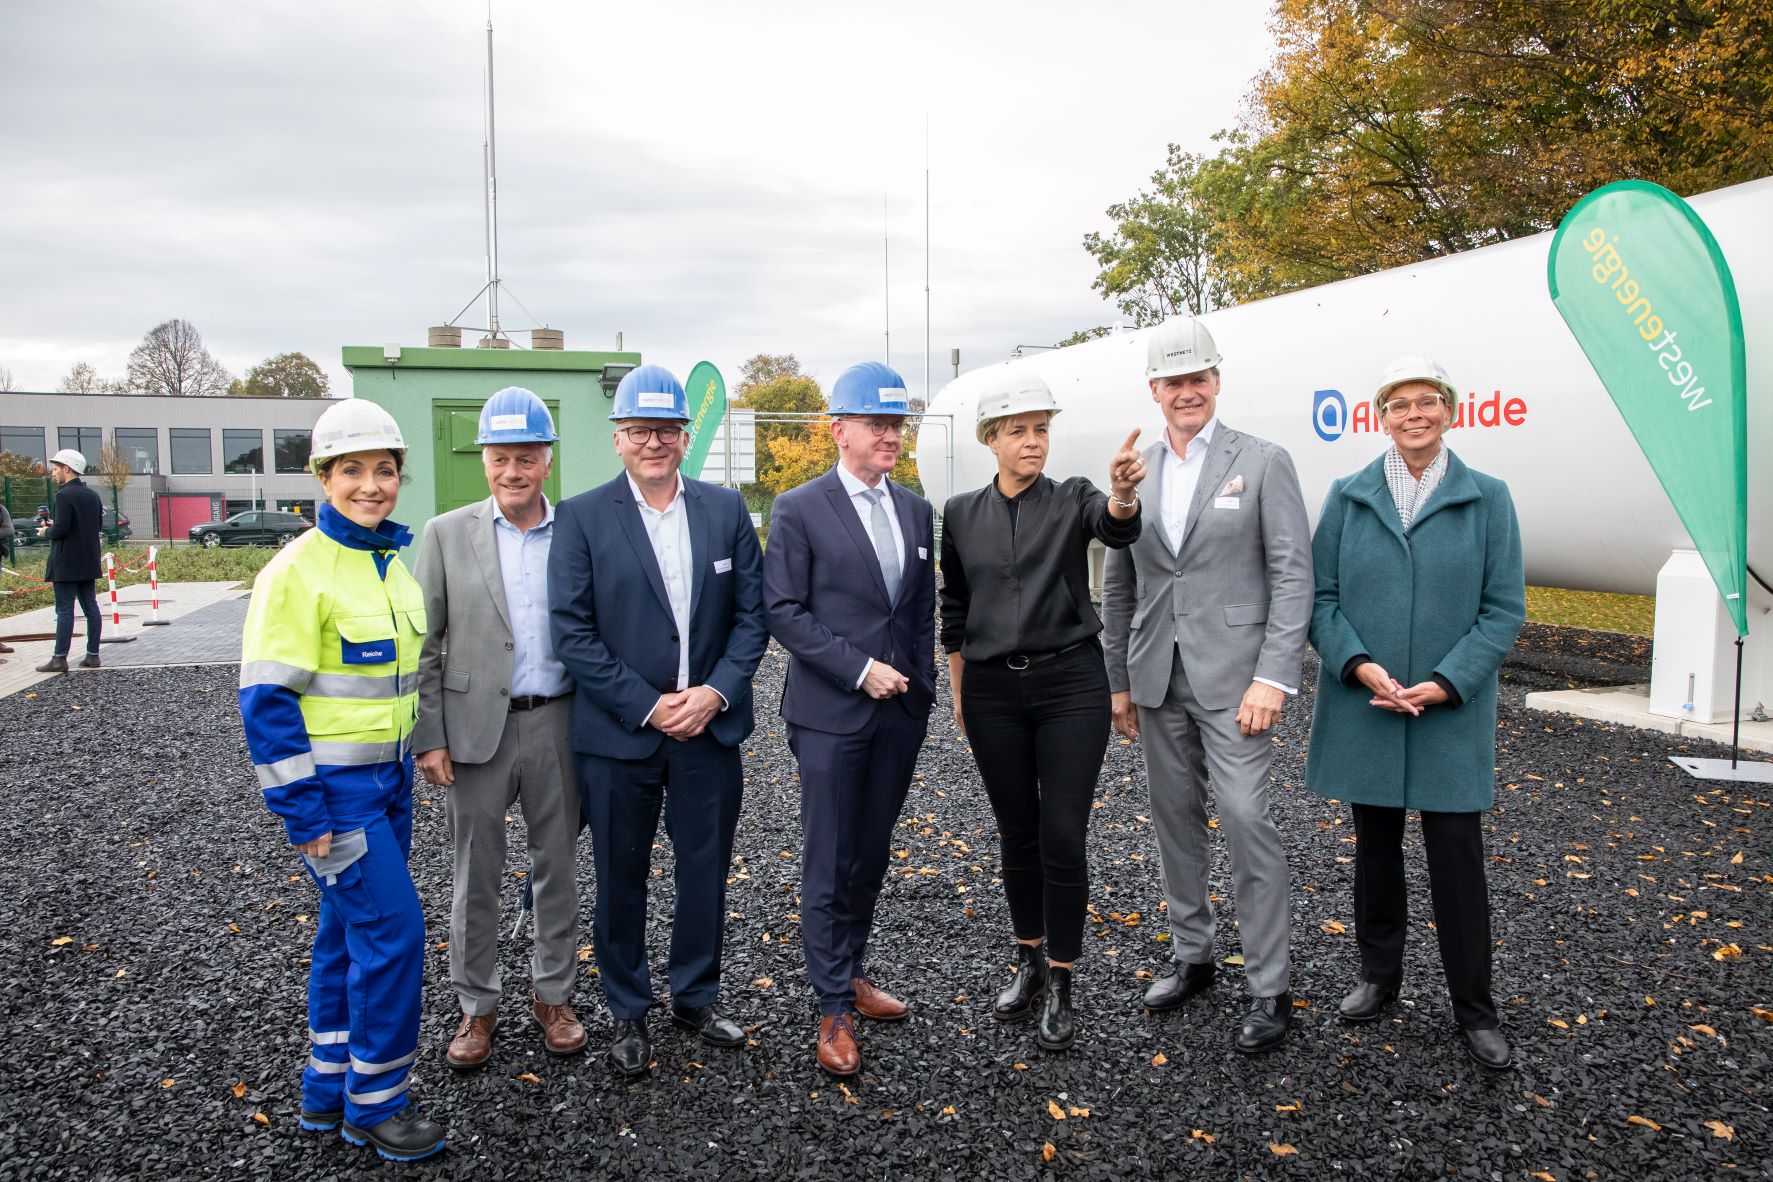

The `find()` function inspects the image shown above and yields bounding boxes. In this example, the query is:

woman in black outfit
[940,373,1145,1051]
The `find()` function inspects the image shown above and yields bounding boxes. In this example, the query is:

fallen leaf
[1531,1173,1557,1181]
[1704,1119,1734,1141]
[1626,1114,1661,1131]
[1012,1062,1028,1071]
[1041,1142,1056,1162]
[1320,920,1347,935]
[230,1082,247,1099]
[941,1105,956,1116]
[1068,1106,1090,1118]
[1527,1092,1552,1108]
[1191,1129,1215,1144]
[1270,1143,1299,1156]
[251,1111,269,1126]
[1751,1007,1773,1022]
[1689,1023,1718,1038]
[161,1078,175,1089]
[1547,1018,1569,1029]
[752,977,774,988]
[51,936,73,947]
[1151,1052,1168,1066]
[516,1072,541,1083]
[1047,1099,1066,1120]
[1730,851,1743,865]
[1713,943,1743,961]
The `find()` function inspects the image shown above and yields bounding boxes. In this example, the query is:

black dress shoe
[1235,993,1292,1054]
[671,1003,745,1048]
[1462,1026,1512,1070]
[609,1017,652,1078]
[993,943,1048,1022]
[1338,981,1399,1023]
[1143,961,1215,1013]
[1037,965,1076,1051]
[341,1105,447,1162]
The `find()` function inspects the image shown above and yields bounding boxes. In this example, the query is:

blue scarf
[317,503,413,580]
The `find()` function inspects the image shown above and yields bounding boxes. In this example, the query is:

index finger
[1121,428,1141,452]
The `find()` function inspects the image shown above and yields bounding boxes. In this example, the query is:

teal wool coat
[1305,449,1525,812]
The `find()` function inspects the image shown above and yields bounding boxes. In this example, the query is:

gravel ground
[0,630,1767,1181]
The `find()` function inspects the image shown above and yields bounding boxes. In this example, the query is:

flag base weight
[1670,756,1773,784]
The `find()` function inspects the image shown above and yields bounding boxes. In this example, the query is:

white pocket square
[1219,474,1245,496]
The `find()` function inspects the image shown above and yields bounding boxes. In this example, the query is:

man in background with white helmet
[549,365,767,1080]
[413,387,587,1070]
[1102,317,1313,1054]
[34,448,105,673]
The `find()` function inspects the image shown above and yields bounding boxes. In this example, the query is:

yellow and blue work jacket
[239,504,425,844]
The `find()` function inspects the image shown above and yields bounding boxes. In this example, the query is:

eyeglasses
[1382,393,1449,418]
[620,425,685,445]
[840,418,906,437]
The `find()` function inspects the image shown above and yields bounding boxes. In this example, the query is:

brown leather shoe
[78,652,100,668]
[35,654,68,674]
[446,1011,497,1069]
[817,1013,861,1077]
[532,993,587,1056]
[0,641,13,653]
[852,977,909,1022]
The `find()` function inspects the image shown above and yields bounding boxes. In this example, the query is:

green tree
[231,352,331,398]
[0,450,44,478]
[735,353,803,400]
[1083,146,1219,323]
[1057,327,1112,347]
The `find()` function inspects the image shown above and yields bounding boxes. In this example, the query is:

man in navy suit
[763,361,936,1078]
[549,365,767,1079]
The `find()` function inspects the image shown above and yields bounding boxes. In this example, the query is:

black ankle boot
[993,943,1048,1022]
[1037,965,1075,1051]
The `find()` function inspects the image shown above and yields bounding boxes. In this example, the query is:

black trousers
[961,644,1110,963]
[1351,803,1496,1029]
[53,580,101,656]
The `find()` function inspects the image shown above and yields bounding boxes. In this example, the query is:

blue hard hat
[609,364,690,421]
[828,361,912,416]
[476,386,558,445]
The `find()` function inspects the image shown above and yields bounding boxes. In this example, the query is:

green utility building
[342,336,640,531]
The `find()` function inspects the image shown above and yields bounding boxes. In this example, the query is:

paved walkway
[0,581,250,699]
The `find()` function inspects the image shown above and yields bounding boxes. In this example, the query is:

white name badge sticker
[917,546,928,560]
[1214,496,1240,510]
[637,391,676,409]
[487,413,528,431]
[877,387,908,407]
[714,558,733,573]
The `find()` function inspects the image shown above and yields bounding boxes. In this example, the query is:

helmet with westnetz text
[476,386,557,444]
[1145,317,1222,379]
[608,365,690,422]
[827,362,912,417]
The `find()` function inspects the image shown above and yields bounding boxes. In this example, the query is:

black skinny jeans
[53,580,102,656]
[1352,803,1496,1029]
[961,643,1110,963]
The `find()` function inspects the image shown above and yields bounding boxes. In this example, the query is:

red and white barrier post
[103,553,120,626]
[142,546,169,626]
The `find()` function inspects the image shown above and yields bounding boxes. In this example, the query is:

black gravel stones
[0,631,1765,1179]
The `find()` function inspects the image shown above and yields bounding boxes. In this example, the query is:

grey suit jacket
[1102,425,1313,712]
[413,497,522,764]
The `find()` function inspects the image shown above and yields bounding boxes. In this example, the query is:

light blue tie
[860,487,901,603]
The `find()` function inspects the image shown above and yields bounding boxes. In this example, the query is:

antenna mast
[883,194,890,366]
[923,117,930,406]
[482,7,502,338]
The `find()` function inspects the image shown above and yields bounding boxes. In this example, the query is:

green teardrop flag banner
[681,361,727,481]
[1548,180,1749,636]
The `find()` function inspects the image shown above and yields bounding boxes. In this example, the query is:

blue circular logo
[1312,389,1347,441]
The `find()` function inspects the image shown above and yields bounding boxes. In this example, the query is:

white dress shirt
[834,463,905,688]
[628,474,713,726]
[1161,417,1295,697]
[491,495,572,700]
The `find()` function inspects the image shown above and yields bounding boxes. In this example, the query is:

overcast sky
[1,1,1275,402]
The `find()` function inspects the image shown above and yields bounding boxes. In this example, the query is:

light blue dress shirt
[492,495,573,699]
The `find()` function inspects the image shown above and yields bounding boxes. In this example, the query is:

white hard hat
[1145,317,1222,379]
[975,372,1062,444]
[49,448,86,473]
[309,399,406,474]
[1375,355,1458,412]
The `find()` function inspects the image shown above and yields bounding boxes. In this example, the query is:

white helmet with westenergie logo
[974,371,1063,444]
[308,399,406,474]
[1145,317,1222,379]
[1375,355,1459,414]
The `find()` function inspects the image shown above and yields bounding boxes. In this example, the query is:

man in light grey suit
[413,388,586,1069]
[1102,318,1313,1054]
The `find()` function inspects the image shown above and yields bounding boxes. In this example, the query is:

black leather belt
[509,693,569,712]
[994,641,1087,671]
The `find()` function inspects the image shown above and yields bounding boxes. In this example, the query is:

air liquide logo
[1310,387,1530,440]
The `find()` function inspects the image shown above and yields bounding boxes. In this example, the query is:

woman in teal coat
[1305,355,1525,1070]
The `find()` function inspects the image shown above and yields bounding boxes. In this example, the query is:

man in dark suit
[762,361,936,1078]
[37,448,104,673]
[548,365,767,1079]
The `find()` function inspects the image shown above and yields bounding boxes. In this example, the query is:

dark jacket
[548,474,768,761]
[763,468,937,735]
[1304,449,1525,812]
[940,474,1140,662]
[44,477,104,583]
[0,504,14,543]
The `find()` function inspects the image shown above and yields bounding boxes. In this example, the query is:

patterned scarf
[1383,445,1448,533]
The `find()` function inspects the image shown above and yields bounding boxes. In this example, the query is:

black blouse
[939,474,1140,661]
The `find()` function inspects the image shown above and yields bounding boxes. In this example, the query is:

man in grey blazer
[1102,318,1313,1054]
[414,388,585,1069]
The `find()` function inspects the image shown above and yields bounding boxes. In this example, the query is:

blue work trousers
[52,580,101,656]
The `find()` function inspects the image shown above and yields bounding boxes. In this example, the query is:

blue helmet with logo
[828,361,912,417]
[609,365,690,422]
[476,386,558,445]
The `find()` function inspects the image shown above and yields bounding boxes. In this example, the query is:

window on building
[57,427,102,471]
[169,428,213,475]
[223,428,264,475]
[224,500,263,519]
[273,428,312,475]
[114,427,159,475]
[0,426,47,467]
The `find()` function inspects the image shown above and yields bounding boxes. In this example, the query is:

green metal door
[432,400,562,516]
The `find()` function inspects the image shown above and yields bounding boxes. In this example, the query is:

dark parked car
[189,510,312,549]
